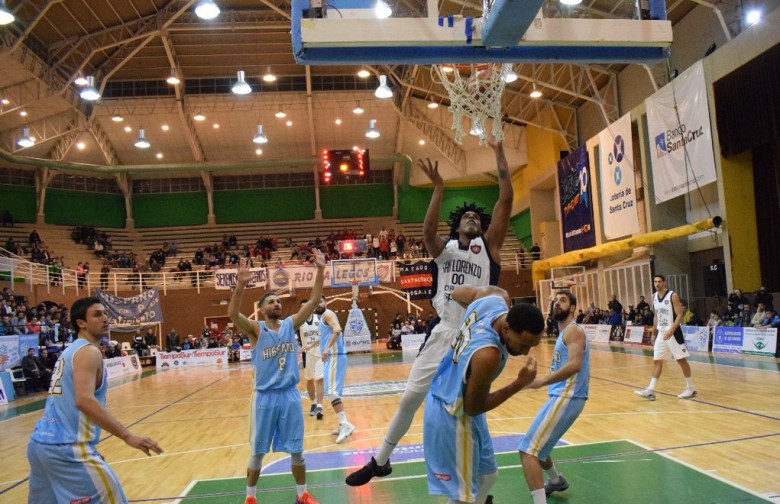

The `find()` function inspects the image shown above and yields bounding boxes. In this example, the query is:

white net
[431,63,511,145]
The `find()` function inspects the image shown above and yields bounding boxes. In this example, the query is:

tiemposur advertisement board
[598,113,640,239]
[156,348,229,369]
[645,61,717,203]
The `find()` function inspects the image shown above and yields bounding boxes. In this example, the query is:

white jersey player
[346,139,513,487]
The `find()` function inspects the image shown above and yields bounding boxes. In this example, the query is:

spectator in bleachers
[640,307,654,326]
[100,262,110,290]
[758,308,780,329]
[194,248,205,265]
[754,286,773,310]
[530,242,541,261]
[4,236,19,254]
[635,295,650,313]
[707,311,722,331]
[105,343,122,359]
[29,229,41,246]
[751,303,767,327]
[133,330,149,356]
[165,328,179,352]
[728,289,750,318]
[681,301,703,326]
[22,348,50,391]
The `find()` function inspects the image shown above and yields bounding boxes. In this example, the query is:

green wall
[44,189,126,228]
[398,185,499,223]
[214,187,315,223]
[0,184,36,223]
[510,210,532,248]
[133,192,208,228]
[320,184,393,218]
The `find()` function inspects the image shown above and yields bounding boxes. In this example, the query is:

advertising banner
[401,333,426,352]
[645,61,717,202]
[156,348,229,369]
[558,145,596,252]
[712,326,744,354]
[582,324,610,343]
[214,267,267,290]
[398,261,433,299]
[741,327,777,357]
[682,326,710,352]
[623,325,647,344]
[598,113,640,239]
[105,355,143,380]
[96,288,163,327]
[0,335,20,371]
[343,308,372,353]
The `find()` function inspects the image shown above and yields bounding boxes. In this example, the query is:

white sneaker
[677,387,697,399]
[331,426,340,435]
[634,388,656,401]
[335,422,356,444]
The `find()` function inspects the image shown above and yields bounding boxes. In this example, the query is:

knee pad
[247,453,264,471]
[290,452,305,466]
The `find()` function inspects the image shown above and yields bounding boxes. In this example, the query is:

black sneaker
[544,474,569,496]
[485,496,494,503]
[345,457,392,486]
[316,406,323,420]
[309,405,317,416]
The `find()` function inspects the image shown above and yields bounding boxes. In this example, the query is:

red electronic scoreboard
[321,148,369,183]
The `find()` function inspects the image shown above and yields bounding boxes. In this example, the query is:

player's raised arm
[418,158,448,258]
[451,285,511,307]
[228,258,259,345]
[291,250,326,329]
[483,139,513,258]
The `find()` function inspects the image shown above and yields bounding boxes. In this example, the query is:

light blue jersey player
[518,289,590,504]
[423,287,544,504]
[27,297,162,504]
[228,253,327,504]
[318,301,355,444]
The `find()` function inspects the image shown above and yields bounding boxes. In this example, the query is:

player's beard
[314,306,326,315]
[553,308,570,322]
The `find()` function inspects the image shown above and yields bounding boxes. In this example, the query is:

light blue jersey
[430,295,509,416]
[424,295,508,502]
[319,310,345,355]
[252,317,299,391]
[548,323,589,399]
[30,338,108,446]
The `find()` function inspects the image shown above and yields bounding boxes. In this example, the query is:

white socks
[337,411,348,424]
[531,488,547,504]
[648,377,658,391]
[296,483,306,497]
[246,485,256,497]
[685,376,694,388]
[544,464,561,483]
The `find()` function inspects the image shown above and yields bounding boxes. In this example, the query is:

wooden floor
[2,341,779,503]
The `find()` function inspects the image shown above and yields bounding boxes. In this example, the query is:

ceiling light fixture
[124,126,132,132]
[161,124,170,131]
[195,0,220,19]
[232,70,252,95]
[560,0,582,5]
[79,76,101,101]
[166,69,181,85]
[286,120,293,127]
[504,68,518,83]
[419,139,425,145]
[0,0,16,25]
[156,153,164,159]
[76,142,86,150]
[253,125,268,144]
[357,68,371,78]
[16,127,35,148]
[353,101,364,114]
[134,129,151,149]
[262,66,277,83]
[335,118,342,125]
[365,119,380,139]
[111,111,124,122]
[1,98,10,105]
[375,0,392,18]
[255,148,263,155]
[193,112,206,121]
[427,102,439,109]
[375,75,392,99]
[746,9,761,25]
[19,110,28,117]
[213,123,220,129]
[275,106,286,119]
[529,84,542,99]
[74,75,89,87]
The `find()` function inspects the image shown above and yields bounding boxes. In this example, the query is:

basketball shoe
[544,474,570,496]
[634,388,656,401]
[345,457,392,486]
[294,491,319,504]
[677,387,697,399]
[244,496,257,504]
[336,422,356,444]
[315,405,323,420]
[309,404,317,416]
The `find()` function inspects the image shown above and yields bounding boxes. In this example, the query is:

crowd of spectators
[386,311,438,349]
[0,288,73,345]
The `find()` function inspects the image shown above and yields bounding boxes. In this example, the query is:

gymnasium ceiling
[0,0,774,179]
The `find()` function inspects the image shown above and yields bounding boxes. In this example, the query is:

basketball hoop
[431,63,512,145]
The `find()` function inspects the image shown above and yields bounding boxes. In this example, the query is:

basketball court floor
[2,341,779,503]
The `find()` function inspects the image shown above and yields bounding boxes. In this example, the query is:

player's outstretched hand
[312,249,326,269]
[515,355,538,389]
[125,433,163,457]
[487,136,503,151]
[417,158,443,186]
[236,258,252,287]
